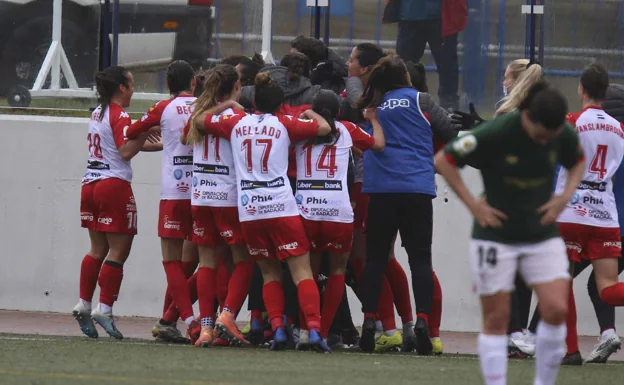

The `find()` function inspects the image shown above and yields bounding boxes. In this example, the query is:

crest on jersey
[211,115,220,123]
[452,134,477,155]
[505,154,518,165]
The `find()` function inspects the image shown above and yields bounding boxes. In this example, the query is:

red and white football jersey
[295,120,375,223]
[185,108,238,207]
[82,104,132,185]
[128,95,195,200]
[556,106,624,227]
[203,112,319,222]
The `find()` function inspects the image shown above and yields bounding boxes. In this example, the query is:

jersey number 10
[589,144,608,180]
[301,145,338,178]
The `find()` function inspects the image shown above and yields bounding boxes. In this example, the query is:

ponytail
[309,89,340,145]
[495,63,543,116]
[94,66,129,121]
[356,54,410,109]
[281,52,311,82]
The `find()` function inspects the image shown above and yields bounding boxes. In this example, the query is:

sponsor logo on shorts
[248,247,269,257]
[126,204,137,211]
[604,241,622,248]
[296,180,343,191]
[328,242,343,249]
[589,209,613,220]
[98,217,113,225]
[278,242,299,251]
[220,230,233,238]
[577,180,607,192]
[81,212,94,221]
[194,163,230,175]
[176,182,190,193]
[173,156,193,166]
[130,196,135,204]
[241,177,285,190]
[87,160,110,170]
[565,242,582,253]
[258,203,285,215]
[572,205,588,216]
[163,215,181,230]
[193,225,205,237]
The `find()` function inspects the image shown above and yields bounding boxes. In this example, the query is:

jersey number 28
[589,144,608,180]
[87,133,103,160]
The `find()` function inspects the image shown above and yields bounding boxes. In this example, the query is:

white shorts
[469,237,570,296]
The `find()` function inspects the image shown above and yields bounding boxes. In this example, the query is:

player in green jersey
[434,82,585,385]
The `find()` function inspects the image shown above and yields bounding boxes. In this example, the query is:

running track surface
[0,310,622,361]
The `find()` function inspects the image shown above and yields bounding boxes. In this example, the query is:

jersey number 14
[301,145,338,178]
[589,144,608,180]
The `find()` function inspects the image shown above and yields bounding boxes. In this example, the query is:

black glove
[451,103,485,131]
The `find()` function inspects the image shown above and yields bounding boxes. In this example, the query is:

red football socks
[297,279,321,331]
[162,260,197,315]
[216,256,230,309]
[566,282,579,354]
[162,260,194,321]
[197,267,217,322]
[79,255,104,302]
[430,271,443,338]
[378,276,397,331]
[263,281,285,331]
[321,274,345,338]
[386,258,413,324]
[223,260,254,314]
[98,260,123,307]
[600,283,624,306]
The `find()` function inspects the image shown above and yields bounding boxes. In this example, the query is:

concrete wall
[0,114,621,336]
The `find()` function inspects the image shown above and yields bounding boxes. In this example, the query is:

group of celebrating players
[72,33,624,385]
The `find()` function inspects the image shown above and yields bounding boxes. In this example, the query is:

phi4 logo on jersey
[569,193,580,205]
[174,169,183,180]
[241,194,249,206]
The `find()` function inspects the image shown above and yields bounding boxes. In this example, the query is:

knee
[540,301,568,325]
[483,309,510,334]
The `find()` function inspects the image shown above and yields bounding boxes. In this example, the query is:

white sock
[510,331,523,340]
[478,333,508,385]
[375,320,383,332]
[534,321,566,385]
[81,299,92,311]
[184,316,195,326]
[98,303,112,314]
[601,328,616,339]
[384,329,397,337]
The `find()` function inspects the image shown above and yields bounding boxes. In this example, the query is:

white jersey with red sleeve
[294,120,374,223]
[556,106,624,227]
[203,112,319,222]
[129,95,195,200]
[82,104,133,185]
[187,107,238,207]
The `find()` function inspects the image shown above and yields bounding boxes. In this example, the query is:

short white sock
[375,320,383,332]
[601,328,616,339]
[81,299,92,311]
[534,321,566,385]
[510,331,523,340]
[98,303,112,314]
[478,333,508,385]
[384,329,397,337]
[184,316,195,326]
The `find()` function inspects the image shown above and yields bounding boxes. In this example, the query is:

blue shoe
[249,317,264,346]
[309,330,332,354]
[72,301,98,339]
[270,327,288,351]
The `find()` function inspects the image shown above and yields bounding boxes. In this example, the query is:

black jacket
[603,84,624,123]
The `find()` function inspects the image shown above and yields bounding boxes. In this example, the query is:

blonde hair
[496,62,543,116]
[186,65,239,146]
[506,59,530,89]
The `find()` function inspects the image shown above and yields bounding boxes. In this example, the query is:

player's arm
[118,120,157,161]
[435,125,507,228]
[419,92,458,143]
[142,128,163,152]
[125,103,163,139]
[298,109,331,137]
[200,111,245,139]
[193,100,244,132]
[356,111,385,151]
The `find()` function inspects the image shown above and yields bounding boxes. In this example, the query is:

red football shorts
[241,215,310,261]
[158,199,192,239]
[80,178,137,235]
[191,205,244,247]
[302,219,353,254]
[351,182,369,232]
[558,222,622,262]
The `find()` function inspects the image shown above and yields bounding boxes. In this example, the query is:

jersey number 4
[589,144,608,180]
[87,133,103,159]
[242,138,272,173]
[301,145,338,178]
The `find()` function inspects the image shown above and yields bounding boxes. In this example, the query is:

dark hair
[254,72,284,114]
[405,61,428,93]
[281,52,311,82]
[581,63,609,101]
[291,35,327,68]
[310,90,340,145]
[167,60,195,95]
[354,43,385,68]
[356,55,411,109]
[94,66,130,121]
[519,81,568,131]
[221,53,265,87]
[193,70,207,97]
